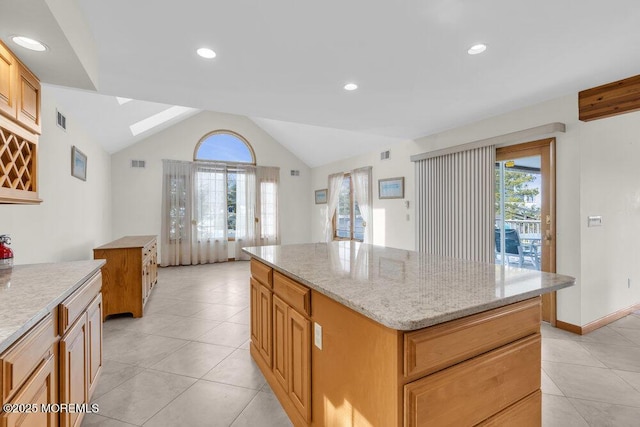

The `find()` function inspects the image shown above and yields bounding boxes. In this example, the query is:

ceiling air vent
[131,160,146,168]
[380,150,390,160]
[56,110,67,131]
[290,170,300,176]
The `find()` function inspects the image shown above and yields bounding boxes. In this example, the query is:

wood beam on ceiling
[579,74,640,121]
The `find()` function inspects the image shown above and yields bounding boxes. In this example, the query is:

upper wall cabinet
[16,62,41,135]
[0,40,42,204]
[0,42,17,120]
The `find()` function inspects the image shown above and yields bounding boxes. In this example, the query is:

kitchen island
[0,260,105,427]
[243,242,574,427]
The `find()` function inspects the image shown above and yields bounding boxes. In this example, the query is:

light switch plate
[314,322,322,350]
[588,216,603,227]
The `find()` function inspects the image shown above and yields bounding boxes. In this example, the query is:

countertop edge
[243,248,575,331]
[0,260,105,354]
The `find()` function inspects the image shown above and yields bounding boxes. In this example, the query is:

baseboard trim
[555,320,582,335]
[556,302,640,335]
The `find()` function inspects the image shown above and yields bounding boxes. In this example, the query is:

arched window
[194,130,256,164]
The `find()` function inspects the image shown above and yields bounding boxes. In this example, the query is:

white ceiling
[46,85,200,153]
[2,0,640,166]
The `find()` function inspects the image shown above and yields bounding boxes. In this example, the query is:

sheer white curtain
[256,166,280,246]
[352,166,373,244]
[325,172,344,242]
[193,163,228,264]
[234,165,257,260]
[161,160,193,266]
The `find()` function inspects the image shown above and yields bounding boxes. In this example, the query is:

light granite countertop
[0,260,105,353]
[243,242,575,331]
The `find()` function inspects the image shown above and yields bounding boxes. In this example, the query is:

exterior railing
[500,219,541,235]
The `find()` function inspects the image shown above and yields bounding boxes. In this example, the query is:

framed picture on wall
[71,146,87,181]
[315,189,328,204]
[378,177,404,199]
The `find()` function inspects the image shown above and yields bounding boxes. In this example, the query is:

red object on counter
[0,235,13,270]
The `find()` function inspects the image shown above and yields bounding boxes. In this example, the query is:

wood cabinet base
[249,259,543,426]
[250,343,308,427]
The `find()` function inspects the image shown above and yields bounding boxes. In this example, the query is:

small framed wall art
[315,189,328,204]
[378,177,404,199]
[71,146,87,181]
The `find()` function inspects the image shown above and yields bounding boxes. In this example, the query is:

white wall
[0,85,112,264]
[111,111,311,256]
[311,93,640,327]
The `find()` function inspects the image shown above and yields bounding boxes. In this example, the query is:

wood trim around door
[496,138,557,325]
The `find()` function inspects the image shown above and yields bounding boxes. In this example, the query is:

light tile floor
[81,262,640,426]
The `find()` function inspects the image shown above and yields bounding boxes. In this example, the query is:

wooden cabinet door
[250,279,260,344]
[1,354,57,427]
[288,308,311,422]
[272,295,288,392]
[60,315,88,427]
[86,294,103,401]
[0,42,16,121]
[15,63,40,134]
[258,284,273,367]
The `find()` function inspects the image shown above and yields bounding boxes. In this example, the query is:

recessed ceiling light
[11,36,47,52]
[197,48,216,59]
[467,44,487,55]
[344,83,358,91]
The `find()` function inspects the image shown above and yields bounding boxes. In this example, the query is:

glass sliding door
[495,156,542,270]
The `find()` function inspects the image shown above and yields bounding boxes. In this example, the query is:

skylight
[129,106,195,136]
[116,97,132,105]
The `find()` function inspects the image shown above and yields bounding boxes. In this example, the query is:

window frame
[332,173,364,242]
[193,129,257,166]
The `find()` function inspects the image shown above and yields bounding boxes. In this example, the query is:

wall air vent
[56,110,67,131]
[380,150,390,160]
[290,170,300,176]
[131,160,146,168]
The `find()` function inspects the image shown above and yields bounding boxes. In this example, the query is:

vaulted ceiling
[2,0,639,166]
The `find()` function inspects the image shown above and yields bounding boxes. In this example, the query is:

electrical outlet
[314,322,322,349]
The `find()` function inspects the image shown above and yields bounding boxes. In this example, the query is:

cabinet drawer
[59,272,102,335]
[404,334,540,427]
[273,271,310,316]
[251,259,273,288]
[1,315,56,404]
[478,390,541,426]
[404,297,540,378]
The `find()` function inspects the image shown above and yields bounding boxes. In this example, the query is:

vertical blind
[414,145,495,263]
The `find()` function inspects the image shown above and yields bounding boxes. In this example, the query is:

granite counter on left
[0,260,105,353]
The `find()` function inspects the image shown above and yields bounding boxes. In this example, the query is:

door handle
[545,230,553,245]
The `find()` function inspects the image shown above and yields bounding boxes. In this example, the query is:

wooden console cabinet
[248,258,543,427]
[1,270,102,427]
[0,40,42,204]
[94,236,158,320]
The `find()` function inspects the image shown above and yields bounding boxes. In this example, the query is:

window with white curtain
[334,174,364,241]
[331,166,372,243]
[257,166,280,246]
[260,182,276,237]
[194,164,227,240]
[160,132,280,267]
